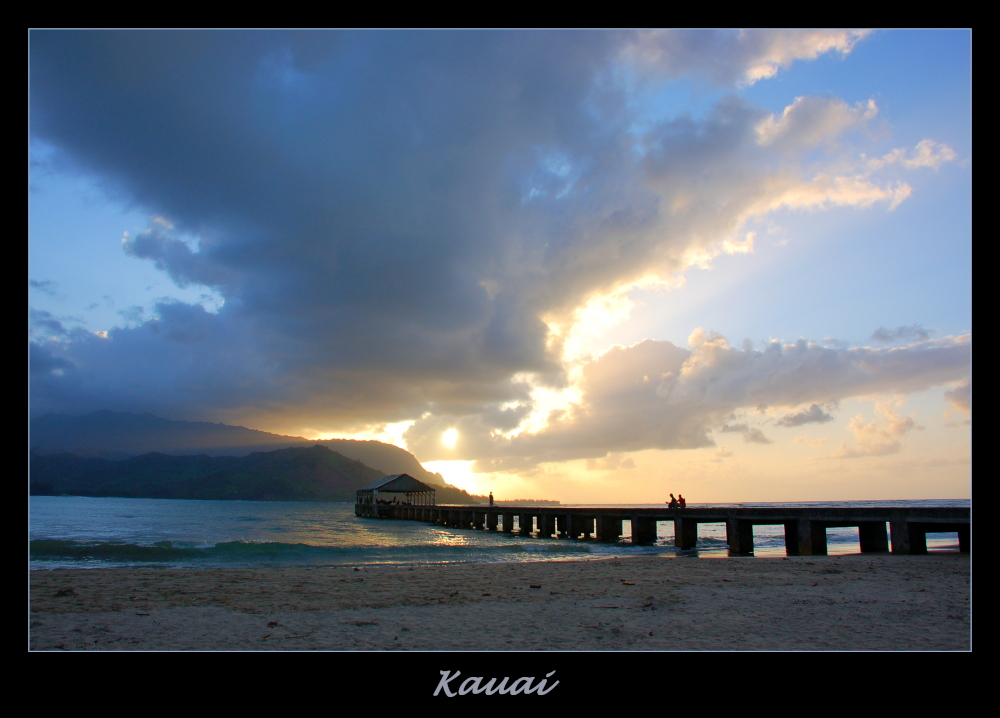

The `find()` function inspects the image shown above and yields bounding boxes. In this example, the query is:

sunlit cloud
[833,398,924,458]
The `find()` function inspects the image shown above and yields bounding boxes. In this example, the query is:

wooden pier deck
[356,503,970,555]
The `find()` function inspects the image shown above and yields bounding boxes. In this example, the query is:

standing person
[489,491,494,506]
[678,495,686,509]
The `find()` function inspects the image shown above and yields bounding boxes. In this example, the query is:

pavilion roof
[357,473,436,493]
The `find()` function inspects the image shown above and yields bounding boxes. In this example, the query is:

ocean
[29,496,968,570]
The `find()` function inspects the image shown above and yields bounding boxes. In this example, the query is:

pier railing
[355,503,970,556]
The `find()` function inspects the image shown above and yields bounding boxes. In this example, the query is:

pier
[356,503,970,556]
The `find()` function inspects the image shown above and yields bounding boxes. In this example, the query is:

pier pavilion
[356,500,970,555]
[355,474,436,518]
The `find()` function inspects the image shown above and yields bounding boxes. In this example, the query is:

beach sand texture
[29,555,969,651]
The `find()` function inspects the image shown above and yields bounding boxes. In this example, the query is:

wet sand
[29,554,970,651]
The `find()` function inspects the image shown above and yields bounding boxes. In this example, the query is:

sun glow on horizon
[423,459,477,493]
[441,428,458,449]
[300,419,415,450]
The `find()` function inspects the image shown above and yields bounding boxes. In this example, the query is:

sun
[441,428,458,449]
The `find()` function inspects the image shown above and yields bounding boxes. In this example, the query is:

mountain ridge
[30,410,448,488]
[29,444,482,504]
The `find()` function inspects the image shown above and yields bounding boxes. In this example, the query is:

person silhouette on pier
[678,495,686,509]
[489,491,494,506]
[667,493,679,509]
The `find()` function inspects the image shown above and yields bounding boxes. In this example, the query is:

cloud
[122,227,237,290]
[756,97,877,151]
[776,403,835,427]
[833,399,924,458]
[585,452,637,471]
[719,419,772,443]
[406,331,970,470]
[29,279,59,296]
[742,428,773,444]
[627,29,871,86]
[871,324,930,343]
[29,31,953,438]
[795,436,826,447]
[944,379,971,415]
[29,308,69,339]
[719,422,748,433]
[865,139,957,171]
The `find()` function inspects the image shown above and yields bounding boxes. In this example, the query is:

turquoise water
[29,496,967,570]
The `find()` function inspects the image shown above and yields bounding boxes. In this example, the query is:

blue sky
[29,30,970,501]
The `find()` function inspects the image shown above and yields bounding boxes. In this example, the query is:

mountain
[29,410,311,457]
[29,445,481,503]
[29,411,446,487]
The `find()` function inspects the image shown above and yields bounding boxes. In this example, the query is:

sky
[29,30,971,503]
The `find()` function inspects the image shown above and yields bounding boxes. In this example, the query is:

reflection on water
[30,496,965,570]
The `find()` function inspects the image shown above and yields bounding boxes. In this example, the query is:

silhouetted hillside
[29,445,481,503]
[29,410,446,487]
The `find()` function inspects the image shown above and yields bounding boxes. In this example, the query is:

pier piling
[858,522,889,553]
[631,516,657,545]
[727,518,755,555]
[675,516,698,549]
[596,515,622,541]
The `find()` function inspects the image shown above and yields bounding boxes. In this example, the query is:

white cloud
[756,97,877,150]
[833,399,924,458]
[627,29,871,86]
[865,139,957,172]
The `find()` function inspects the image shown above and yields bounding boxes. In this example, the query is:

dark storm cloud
[31,31,625,423]
[30,31,908,434]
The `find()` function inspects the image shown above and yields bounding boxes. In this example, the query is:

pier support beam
[783,521,799,555]
[890,521,927,554]
[572,515,593,539]
[596,516,622,541]
[502,513,515,533]
[791,519,827,556]
[727,519,754,555]
[519,514,533,536]
[556,515,571,538]
[486,512,498,531]
[537,513,554,538]
[674,517,698,549]
[631,517,657,545]
[858,522,889,553]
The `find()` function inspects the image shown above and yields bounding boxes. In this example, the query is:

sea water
[29,496,968,570]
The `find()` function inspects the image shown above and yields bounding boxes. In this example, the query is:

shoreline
[29,553,970,650]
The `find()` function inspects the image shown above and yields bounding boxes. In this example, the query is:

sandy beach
[28,554,969,651]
